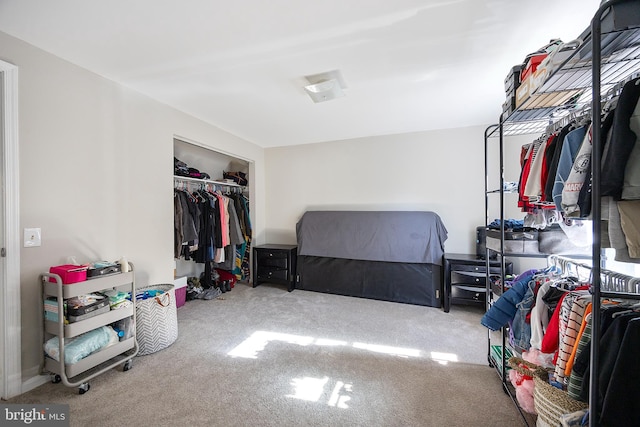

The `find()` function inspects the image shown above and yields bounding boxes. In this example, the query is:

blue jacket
[481,269,538,331]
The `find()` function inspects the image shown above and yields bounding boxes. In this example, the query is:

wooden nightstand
[252,244,298,292]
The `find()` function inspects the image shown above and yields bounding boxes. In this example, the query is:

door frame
[1,59,21,399]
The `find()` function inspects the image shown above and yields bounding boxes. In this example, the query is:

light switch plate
[24,228,41,247]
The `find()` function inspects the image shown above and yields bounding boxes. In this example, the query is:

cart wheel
[50,374,61,384]
[78,383,90,394]
[123,360,133,371]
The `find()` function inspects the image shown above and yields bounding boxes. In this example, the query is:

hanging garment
[212,195,246,271]
[601,77,640,200]
[617,200,640,258]
[544,124,573,203]
[562,125,592,217]
[529,279,558,351]
[564,302,592,377]
[605,196,640,263]
[621,95,640,199]
[577,110,615,218]
[524,137,549,201]
[541,292,569,354]
[481,269,538,331]
[552,125,589,211]
[554,293,591,384]
[174,193,184,258]
[518,143,535,211]
[578,305,634,403]
[567,312,591,401]
[540,133,559,201]
[600,317,640,427]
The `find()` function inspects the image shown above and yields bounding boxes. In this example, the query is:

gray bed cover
[296,211,448,265]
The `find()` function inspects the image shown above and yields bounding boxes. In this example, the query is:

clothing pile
[174,157,211,180]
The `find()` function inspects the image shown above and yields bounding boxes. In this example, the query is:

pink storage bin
[48,265,87,284]
[175,286,186,308]
[174,276,187,308]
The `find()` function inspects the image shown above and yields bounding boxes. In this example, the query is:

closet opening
[173,137,253,300]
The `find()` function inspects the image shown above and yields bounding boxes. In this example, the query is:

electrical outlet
[24,228,41,247]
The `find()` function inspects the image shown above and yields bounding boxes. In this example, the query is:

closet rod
[549,254,640,294]
[173,175,244,188]
[173,175,246,193]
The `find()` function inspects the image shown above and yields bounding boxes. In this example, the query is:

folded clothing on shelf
[44,326,119,365]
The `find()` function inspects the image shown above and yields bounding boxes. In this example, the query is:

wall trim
[0,59,21,399]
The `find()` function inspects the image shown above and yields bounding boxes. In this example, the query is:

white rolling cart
[40,263,138,394]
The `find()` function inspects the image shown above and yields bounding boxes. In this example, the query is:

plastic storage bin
[48,265,87,284]
[174,276,187,308]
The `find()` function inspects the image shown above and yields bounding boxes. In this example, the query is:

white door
[0,60,21,399]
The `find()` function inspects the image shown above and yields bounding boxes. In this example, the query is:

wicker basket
[532,366,588,427]
[508,356,541,377]
[508,356,588,425]
[508,356,542,415]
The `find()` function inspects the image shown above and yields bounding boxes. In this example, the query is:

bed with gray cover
[295,210,448,307]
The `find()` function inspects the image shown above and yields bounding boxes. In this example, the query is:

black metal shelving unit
[484,1,640,425]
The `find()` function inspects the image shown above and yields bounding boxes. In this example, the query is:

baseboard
[21,368,49,395]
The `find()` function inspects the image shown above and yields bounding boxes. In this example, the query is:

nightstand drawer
[257,253,288,268]
[452,264,503,275]
[256,267,289,282]
[451,285,487,302]
[451,271,486,286]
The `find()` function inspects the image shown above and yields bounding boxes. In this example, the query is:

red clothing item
[540,134,557,201]
[541,292,567,354]
[540,285,590,354]
[518,144,534,210]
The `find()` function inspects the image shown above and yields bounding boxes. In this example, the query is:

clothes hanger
[611,301,640,318]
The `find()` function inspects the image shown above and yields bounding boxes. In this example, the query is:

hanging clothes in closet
[174,181,251,284]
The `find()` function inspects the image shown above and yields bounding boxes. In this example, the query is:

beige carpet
[5,282,524,426]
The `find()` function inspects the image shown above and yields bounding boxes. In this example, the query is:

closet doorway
[0,60,21,399]
[173,137,253,282]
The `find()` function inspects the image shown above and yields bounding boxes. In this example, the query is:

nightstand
[443,253,512,312]
[252,244,298,292]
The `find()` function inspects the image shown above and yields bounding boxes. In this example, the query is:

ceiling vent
[303,70,347,103]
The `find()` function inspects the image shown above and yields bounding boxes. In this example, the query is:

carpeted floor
[5,282,524,426]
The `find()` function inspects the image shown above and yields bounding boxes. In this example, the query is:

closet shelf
[496,23,640,137]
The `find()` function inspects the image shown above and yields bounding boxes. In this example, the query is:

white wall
[486,132,541,221]
[264,126,492,253]
[0,30,265,382]
[2,27,544,389]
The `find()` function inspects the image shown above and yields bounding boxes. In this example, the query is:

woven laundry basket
[135,284,178,356]
[532,366,588,427]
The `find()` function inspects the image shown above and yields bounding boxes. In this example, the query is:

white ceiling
[0,0,601,148]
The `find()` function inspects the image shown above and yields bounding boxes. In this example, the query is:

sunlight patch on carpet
[352,342,420,358]
[430,351,459,365]
[286,376,352,409]
[227,330,428,360]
